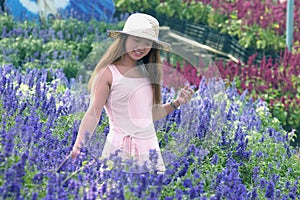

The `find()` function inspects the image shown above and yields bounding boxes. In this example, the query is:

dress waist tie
[119,133,156,160]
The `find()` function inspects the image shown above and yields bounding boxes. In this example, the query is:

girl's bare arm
[152,86,194,121]
[152,99,180,121]
[72,67,112,151]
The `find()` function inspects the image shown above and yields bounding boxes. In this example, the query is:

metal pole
[286,0,294,51]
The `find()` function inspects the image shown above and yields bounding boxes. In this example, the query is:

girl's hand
[71,148,81,162]
[176,85,194,105]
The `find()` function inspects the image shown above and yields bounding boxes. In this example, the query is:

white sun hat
[107,13,171,51]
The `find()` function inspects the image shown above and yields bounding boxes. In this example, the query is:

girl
[71,13,194,172]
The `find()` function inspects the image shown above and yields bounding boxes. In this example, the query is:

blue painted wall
[5,0,115,22]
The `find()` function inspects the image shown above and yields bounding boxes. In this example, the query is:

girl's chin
[129,51,144,60]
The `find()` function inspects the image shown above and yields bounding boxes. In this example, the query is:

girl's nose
[136,46,145,51]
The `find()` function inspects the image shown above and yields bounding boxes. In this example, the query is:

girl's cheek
[126,43,136,52]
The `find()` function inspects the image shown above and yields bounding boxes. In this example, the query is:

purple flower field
[0,64,299,199]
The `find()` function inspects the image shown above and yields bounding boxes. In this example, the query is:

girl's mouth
[133,50,144,57]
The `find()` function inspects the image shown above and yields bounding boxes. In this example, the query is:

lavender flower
[265,181,275,199]
[210,154,219,165]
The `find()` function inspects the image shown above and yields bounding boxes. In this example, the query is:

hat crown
[107,13,171,51]
[122,13,159,40]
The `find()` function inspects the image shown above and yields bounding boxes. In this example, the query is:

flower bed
[0,14,124,80]
[114,0,300,52]
[217,50,300,141]
[0,65,299,199]
[0,11,299,199]
[161,50,300,145]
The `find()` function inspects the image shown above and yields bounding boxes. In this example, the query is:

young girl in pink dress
[71,13,194,172]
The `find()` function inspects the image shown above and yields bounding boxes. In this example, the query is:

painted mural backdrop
[5,0,115,22]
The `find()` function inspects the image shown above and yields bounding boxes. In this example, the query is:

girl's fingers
[180,91,189,100]
[181,88,193,98]
[71,149,80,161]
[177,86,194,104]
[179,93,190,104]
[185,87,194,94]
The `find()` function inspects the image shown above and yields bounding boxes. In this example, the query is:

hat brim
[107,30,171,52]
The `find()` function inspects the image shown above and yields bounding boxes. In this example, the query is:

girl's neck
[118,54,137,68]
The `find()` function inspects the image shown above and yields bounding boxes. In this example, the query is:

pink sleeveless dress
[101,64,165,172]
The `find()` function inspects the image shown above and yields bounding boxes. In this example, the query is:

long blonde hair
[88,34,162,104]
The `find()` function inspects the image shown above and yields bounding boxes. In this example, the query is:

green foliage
[221,18,285,51]
[151,0,212,24]
[157,122,178,148]
[0,37,43,67]
[207,9,227,31]
[21,166,48,199]
[0,15,124,80]
[115,0,160,14]
[0,13,15,32]
[53,112,85,140]
[114,0,286,52]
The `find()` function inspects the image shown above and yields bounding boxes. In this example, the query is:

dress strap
[108,64,122,87]
[108,64,122,77]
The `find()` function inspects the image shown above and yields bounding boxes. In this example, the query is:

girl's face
[125,35,153,61]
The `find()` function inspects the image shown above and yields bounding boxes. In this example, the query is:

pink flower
[281,96,285,104]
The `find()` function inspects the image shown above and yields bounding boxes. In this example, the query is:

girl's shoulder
[95,65,113,86]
